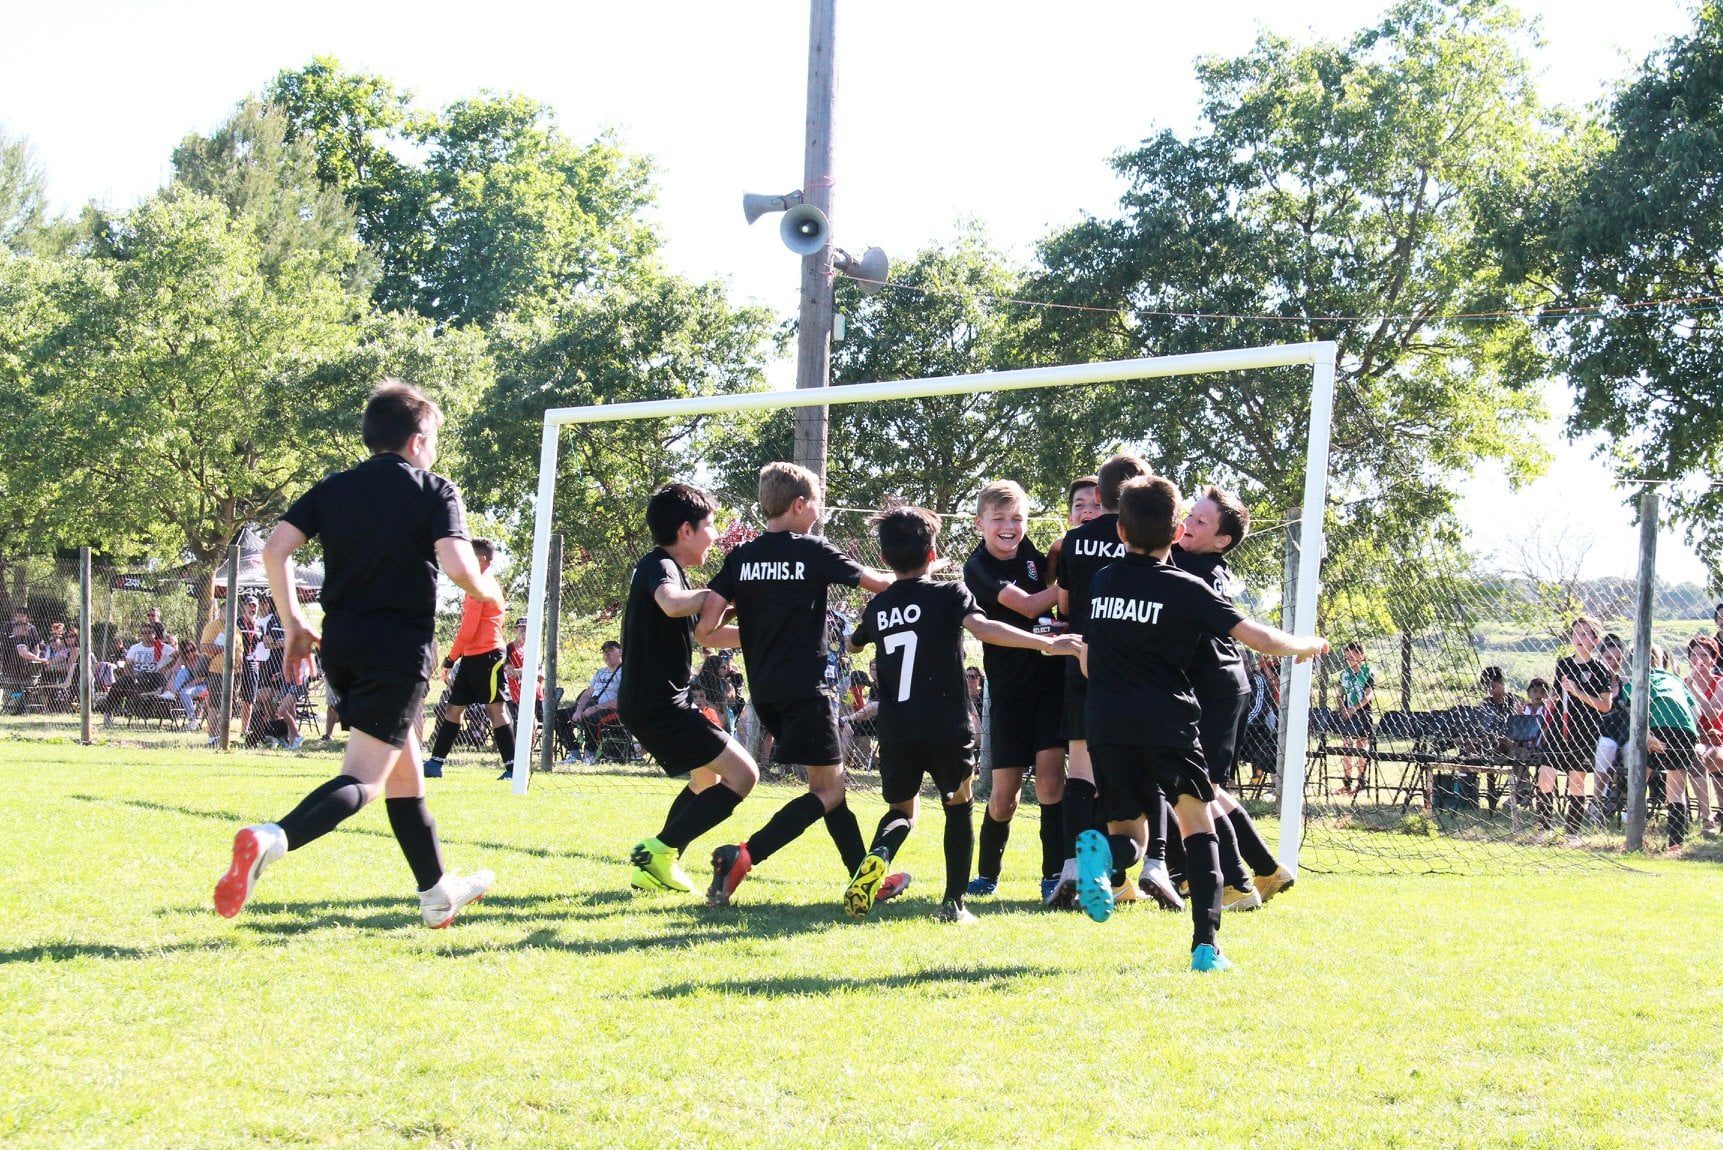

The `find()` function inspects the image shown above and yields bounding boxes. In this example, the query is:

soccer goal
[509,342,1338,878]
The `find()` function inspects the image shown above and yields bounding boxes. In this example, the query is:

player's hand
[282,621,320,686]
[1047,635,1085,657]
[925,556,953,576]
[441,665,453,685]
[1293,638,1328,664]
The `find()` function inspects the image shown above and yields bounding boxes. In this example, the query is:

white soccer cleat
[420,869,494,929]
[213,823,287,919]
[1137,860,1184,912]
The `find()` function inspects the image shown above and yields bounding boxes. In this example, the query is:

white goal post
[511,341,1338,878]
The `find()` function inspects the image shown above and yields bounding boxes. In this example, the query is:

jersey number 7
[883,632,917,701]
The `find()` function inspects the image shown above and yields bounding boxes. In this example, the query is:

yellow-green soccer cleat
[630,867,672,893]
[844,849,890,918]
[630,837,694,893]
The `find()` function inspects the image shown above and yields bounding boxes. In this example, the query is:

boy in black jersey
[622,484,762,893]
[1173,487,1297,907]
[962,480,1068,901]
[1075,476,1326,971]
[848,506,1081,921]
[697,463,896,907]
[1054,454,1188,911]
[213,381,498,928]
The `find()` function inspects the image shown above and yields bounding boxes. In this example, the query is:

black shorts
[1335,711,1372,739]
[989,688,1064,771]
[1063,664,1088,743]
[1090,742,1216,823]
[622,704,730,777]
[323,660,429,749]
[879,738,977,804]
[237,663,261,703]
[1198,690,1250,785]
[754,696,842,767]
[448,649,506,707]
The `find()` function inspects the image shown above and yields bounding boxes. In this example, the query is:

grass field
[4,742,1722,1149]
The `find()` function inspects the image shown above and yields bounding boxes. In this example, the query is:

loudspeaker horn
[742,190,802,225]
[836,246,889,295]
[779,204,830,255]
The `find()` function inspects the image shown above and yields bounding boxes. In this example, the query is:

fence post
[539,534,563,778]
[219,545,240,752]
[79,547,93,744]
[1625,490,1658,851]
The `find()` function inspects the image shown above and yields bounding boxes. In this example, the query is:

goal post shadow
[509,342,1341,880]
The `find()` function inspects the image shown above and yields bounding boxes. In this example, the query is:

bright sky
[1,0,1707,581]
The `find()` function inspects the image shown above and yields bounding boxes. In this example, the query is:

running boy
[623,484,761,893]
[213,380,497,928]
[696,462,895,907]
[849,506,1081,922]
[423,539,516,780]
[1074,476,1326,970]
[962,480,1068,900]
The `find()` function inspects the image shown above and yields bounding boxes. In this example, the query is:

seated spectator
[837,661,879,770]
[166,634,209,731]
[696,651,740,732]
[4,607,46,714]
[1471,666,1513,750]
[557,640,624,762]
[145,604,177,647]
[101,622,175,724]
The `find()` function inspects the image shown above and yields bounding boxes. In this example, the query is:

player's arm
[859,568,894,593]
[995,583,1061,621]
[1231,618,1327,663]
[436,538,505,607]
[963,612,1075,656]
[262,522,319,683]
[691,588,738,651]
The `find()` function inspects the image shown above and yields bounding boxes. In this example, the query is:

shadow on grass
[1,938,234,964]
[647,963,1052,999]
[65,793,622,867]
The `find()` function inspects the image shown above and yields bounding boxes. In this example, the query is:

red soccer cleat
[707,842,753,907]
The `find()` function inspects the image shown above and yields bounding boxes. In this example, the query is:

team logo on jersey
[1026,560,1039,581]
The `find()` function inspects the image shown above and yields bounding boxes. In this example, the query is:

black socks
[1038,801,1064,879]
[1564,794,1583,834]
[429,717,460,761]
[871,810,914,862]
[1183,831,1223,950]
[277,775,368,851]
[825,801,867,874]
[1063,778,1097,861]
[943,801,974,904]
[1226,807,1279,876]
[977,812,1010,881]
[747,792,828,865]
[1214,813,1251,890]
[1668,797,1689,846]
[658,783,744,853]
[385,796,445,892]
[492,721,515,770]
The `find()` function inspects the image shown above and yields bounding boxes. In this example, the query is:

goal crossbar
[512,341,1339,877]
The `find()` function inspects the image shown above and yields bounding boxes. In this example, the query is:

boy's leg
[657,743,757,853]
[485,700,516,776]
[1032,746,1067,887]
[1055,740,1096,905]
[846,794,917,919]
[977,766,1023,886]
[1171,793,1224,957]
[943,788,976,909]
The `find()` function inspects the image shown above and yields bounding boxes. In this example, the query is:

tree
[1026,0,1553,599]
[1525,3,1723,578]
[269,60,655,327]
[458,269,775,612]
[0,128,49,254]
[713,232,1070,518]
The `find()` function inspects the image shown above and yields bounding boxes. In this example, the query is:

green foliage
[459,269,775,612]
[1523,3,1723,581]
[0,127,48,254]
[269,59,656,327]
[1027,0,1553,586]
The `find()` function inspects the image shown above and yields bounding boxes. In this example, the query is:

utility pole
[793,0,836,479]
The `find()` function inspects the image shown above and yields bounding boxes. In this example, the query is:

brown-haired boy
[696,462,896,906]
[1076,476,1326,970]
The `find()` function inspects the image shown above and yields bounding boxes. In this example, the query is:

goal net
[496,342,1646,878]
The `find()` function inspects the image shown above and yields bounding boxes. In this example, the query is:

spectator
[102,622,174,724]
[1714,602,1723,650]
[558,640,624,763]
[234,595,264,742]
[1336,641,1374,794]
[1474,666,1519,755]
[502,619,543,729]
[1511,678,1549,761]
[696,652,740,732]
[166,634,209,731]
[1686,634,1723,836]
[1589,636,1629,820]
[837,661,879,770]
[4,607,46,714]
[1541,616,1613,835]
[1622,646,1702,847]
[1240,652,1280,783]
[146,605,177,647]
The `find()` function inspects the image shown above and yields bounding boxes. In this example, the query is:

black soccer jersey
[1083,552,1246,747]
[850,577,982,743]
[963,541,1063,701]
[1552,654,1614,749]
[707,530,866,703]
[1056,513,1127,636]
[280,452,468,672]
[1171,545,1249,702]
[617,548,697,715]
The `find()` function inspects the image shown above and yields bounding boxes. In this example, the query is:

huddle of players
[621,455,1326,970]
